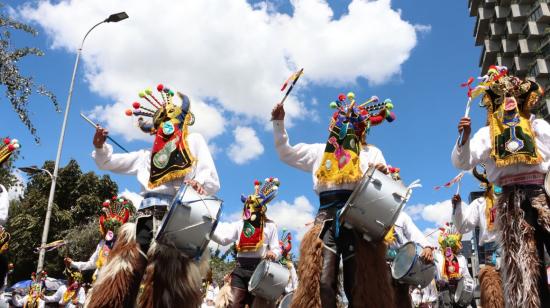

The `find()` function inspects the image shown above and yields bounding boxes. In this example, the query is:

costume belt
[139,192,173,210]
[499,172,545,187]
[318,190,352,237]
[236,257,261,270]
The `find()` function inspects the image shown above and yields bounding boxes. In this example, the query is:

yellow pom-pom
[138,92,146,98]
[347,92,355,100]
[145,88,153,95]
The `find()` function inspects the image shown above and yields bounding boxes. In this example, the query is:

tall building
[468,0,550,121]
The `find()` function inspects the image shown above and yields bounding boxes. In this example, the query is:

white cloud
[227,126,264,165]
[7,169,26,200]
[19,0,424,141]
[406,199,455,228]
[267,196,316,241]
[119,188,143,211]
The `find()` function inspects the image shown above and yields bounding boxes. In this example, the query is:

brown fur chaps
[478,265,504,308]
[291,224,323,308]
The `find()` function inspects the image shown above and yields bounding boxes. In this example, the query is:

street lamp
[38,12,129,273]
[18,166,53,180]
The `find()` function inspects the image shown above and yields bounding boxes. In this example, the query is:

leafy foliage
[0,4,59,143]
[209,244,236,285]
[6,159,121,282]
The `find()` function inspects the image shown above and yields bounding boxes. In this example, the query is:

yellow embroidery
[315,151,362,186]
[384,226,396,245]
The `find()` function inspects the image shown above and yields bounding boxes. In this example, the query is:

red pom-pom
[125,109,133,116]
[338,94,346,102]
[3,138,9,145]
[254,180,260,186]
[132,102,141,109]
[157,84,164,92]
[123,200,128,205]
[7,145,14,151]
[102,201,110,207]
[112,196,117,200]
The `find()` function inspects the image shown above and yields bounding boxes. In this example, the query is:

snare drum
[453,277,474,307]
[155,184,223,259]
[340,167,411,242]
[249,260,290,301]
[278,292,293,308]
[391,242,436,289]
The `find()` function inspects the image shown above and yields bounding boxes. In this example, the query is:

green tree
[0,3,59,143]
[6,159,121,282]
[209,244,236,286]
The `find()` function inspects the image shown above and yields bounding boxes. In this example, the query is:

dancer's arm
[451,119,491,170]
[69,243,100,271]
[211,222,239,246]
[92,126,143,175]
[188,133,220,196]
[76,287,86,305]
[265,223,281,260]
[452,195,480,234]
[42,287,63,303]
[272,104,321,172]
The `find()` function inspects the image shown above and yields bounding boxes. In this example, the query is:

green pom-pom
[145,88,152,95]
[385,102,394,110]
[347,92,355,100]
[138,92,146,98]
[329,101,338,109]
[168,90,175,96]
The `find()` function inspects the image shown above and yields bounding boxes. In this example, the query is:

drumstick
[279,68,304,105]
[80,113,130,153]
[457,97,472,146]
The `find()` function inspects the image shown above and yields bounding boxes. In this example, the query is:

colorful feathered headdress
[328,92,396,144]
[240,177,280,220]
[99,196,131,235]
[125,84,194,135]
[438,222,462,254]
[0,137,20,165]
[279,228,292,262]
[64,267,83,283]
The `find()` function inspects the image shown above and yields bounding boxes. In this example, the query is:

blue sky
[1,0,487,253]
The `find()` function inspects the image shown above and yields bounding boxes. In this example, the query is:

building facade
[468,0,550,121]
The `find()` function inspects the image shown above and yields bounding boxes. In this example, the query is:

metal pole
[36,20,104,273]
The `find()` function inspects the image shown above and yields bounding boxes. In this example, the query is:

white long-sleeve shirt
[434,252,472,281]
[92,133,220,208]
[43,285,85,308]
[284,264,299,293]
[390,212,432,250]
[451,118,550,185]
[452,197,497,246]
[0,184,9,225]
[71,241,104,276]
[211,221,281,259]
[273,120,386,194]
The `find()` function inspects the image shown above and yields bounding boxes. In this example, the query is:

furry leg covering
[352,238,394,308]
[138,241,205,308]
[291,224,323,308]
[497,190,541,308]
[86,223,145,308]
[393,282,411,308]
[215,283,233,308]
[479,265,504,308]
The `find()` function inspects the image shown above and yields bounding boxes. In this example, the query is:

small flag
[434,172,464,190]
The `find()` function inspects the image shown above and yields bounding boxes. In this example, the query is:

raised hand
[93,125,109,149]
[271,103,285,121]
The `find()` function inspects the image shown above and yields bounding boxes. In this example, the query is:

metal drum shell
[453,277,475,306]
[249,260,290,301]
[278,292,293,308]
[391,242,436,289]
[340,167,410,242]
[155,185,223,259]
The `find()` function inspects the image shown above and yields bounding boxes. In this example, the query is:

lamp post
[37,12,129,273]
[18,166,53,180]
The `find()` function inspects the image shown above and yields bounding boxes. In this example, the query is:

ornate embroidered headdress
[438,222,463,280]
[237,177,280,252]
[125,84,196,188]
[316,92,395,186]
[0,137,20,165]
[279,229,292,266]
[99,196,131,236]
[476,66,544,167]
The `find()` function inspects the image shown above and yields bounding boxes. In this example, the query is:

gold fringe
[315,153,362,186]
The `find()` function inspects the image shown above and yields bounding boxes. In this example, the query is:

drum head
[249,260,268,291]
[392,242,416,279]
[278,292,293,308]
[545,172,550,197]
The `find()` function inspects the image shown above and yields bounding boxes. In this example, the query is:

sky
[0,0,488,255]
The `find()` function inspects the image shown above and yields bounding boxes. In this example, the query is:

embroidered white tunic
[92,133,220,208]
[390,211,432,250]
[452,197,497,246]
[451,118,550,185]
[434,251,472,281]
[43,285,86,308]
[211,221,281,259]
[273,120,386,194]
